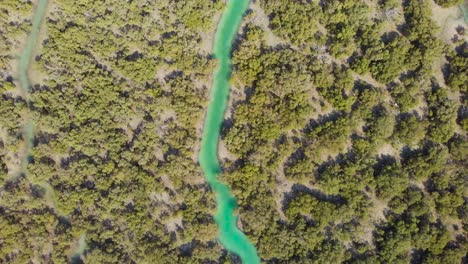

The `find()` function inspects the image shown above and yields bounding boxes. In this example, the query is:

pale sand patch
[272,155,295,220]
[165,215,183,233]
[218,139,236,162]
[153,145,165,162]
[352,72,385,90]
[149,191,173,205]
[431,2,467,43]
[249,2,285,47]
[4,147,23,177]
[159,174,176,193]
[430,3,467,92]
[0,127,7,148]
[190,108,204,168]
[128,117,142,131]
[376,143,399,158]
[199,31,213,55]
[155,67,171,85]
[370,195,388,222]
[161,109,177,123]
[355,192,388,243]
[50,153,69,168]
[308,87,335,121]
[413,94,427,118]
[432,55,448,87]
[199,11,222,55]
[444,216,464,239]
[119,115,142,143]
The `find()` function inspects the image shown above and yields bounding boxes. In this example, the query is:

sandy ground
[218,139,236,162]
[377,142,400,158]
[165,215,183,233]
[413,94,428,118]
[352,191,388,243]
[199,14,221,55]
[431,2,467,43]
[249,2,285,47]
[273,159,294,220]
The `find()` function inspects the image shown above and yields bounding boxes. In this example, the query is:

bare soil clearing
[431,2,467,43]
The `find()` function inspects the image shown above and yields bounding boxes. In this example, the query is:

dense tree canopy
[0,0,466,263]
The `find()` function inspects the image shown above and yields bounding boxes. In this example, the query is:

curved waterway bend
[17,0,49,176]
[19,0,49,95]
[199,0,260,263]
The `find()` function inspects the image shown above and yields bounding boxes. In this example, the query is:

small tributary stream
[17,0,49,176]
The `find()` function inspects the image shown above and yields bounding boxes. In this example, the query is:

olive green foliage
[370,36,411,83]
[374,161,409,200]
[172,0,222,30]
[446,49,468,92]
[365,106,395,142]
[1,0,466,263]
[317,66,356,111]
[1,0,224,263]
[223,0,466,262]
[389,80,418,112]
[426,86,458,143]
[393,114,427,145]
[261,0,322,45]
[307,115,354,158]
[322,0,371,58]
[404,144,449,180]
[404,0,444,74]
[434,0,464,8]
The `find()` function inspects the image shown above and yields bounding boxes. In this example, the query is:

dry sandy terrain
[431,2,467,43]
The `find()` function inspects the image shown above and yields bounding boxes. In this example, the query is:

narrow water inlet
[18,0,49,94]
[198,0,260,263]
[17,0,49,177]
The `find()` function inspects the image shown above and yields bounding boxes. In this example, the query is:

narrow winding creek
[17,0,49,176]
[461,3,468,23]
[199,0,260,263]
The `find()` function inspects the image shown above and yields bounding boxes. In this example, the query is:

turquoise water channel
[198,0,260,263]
